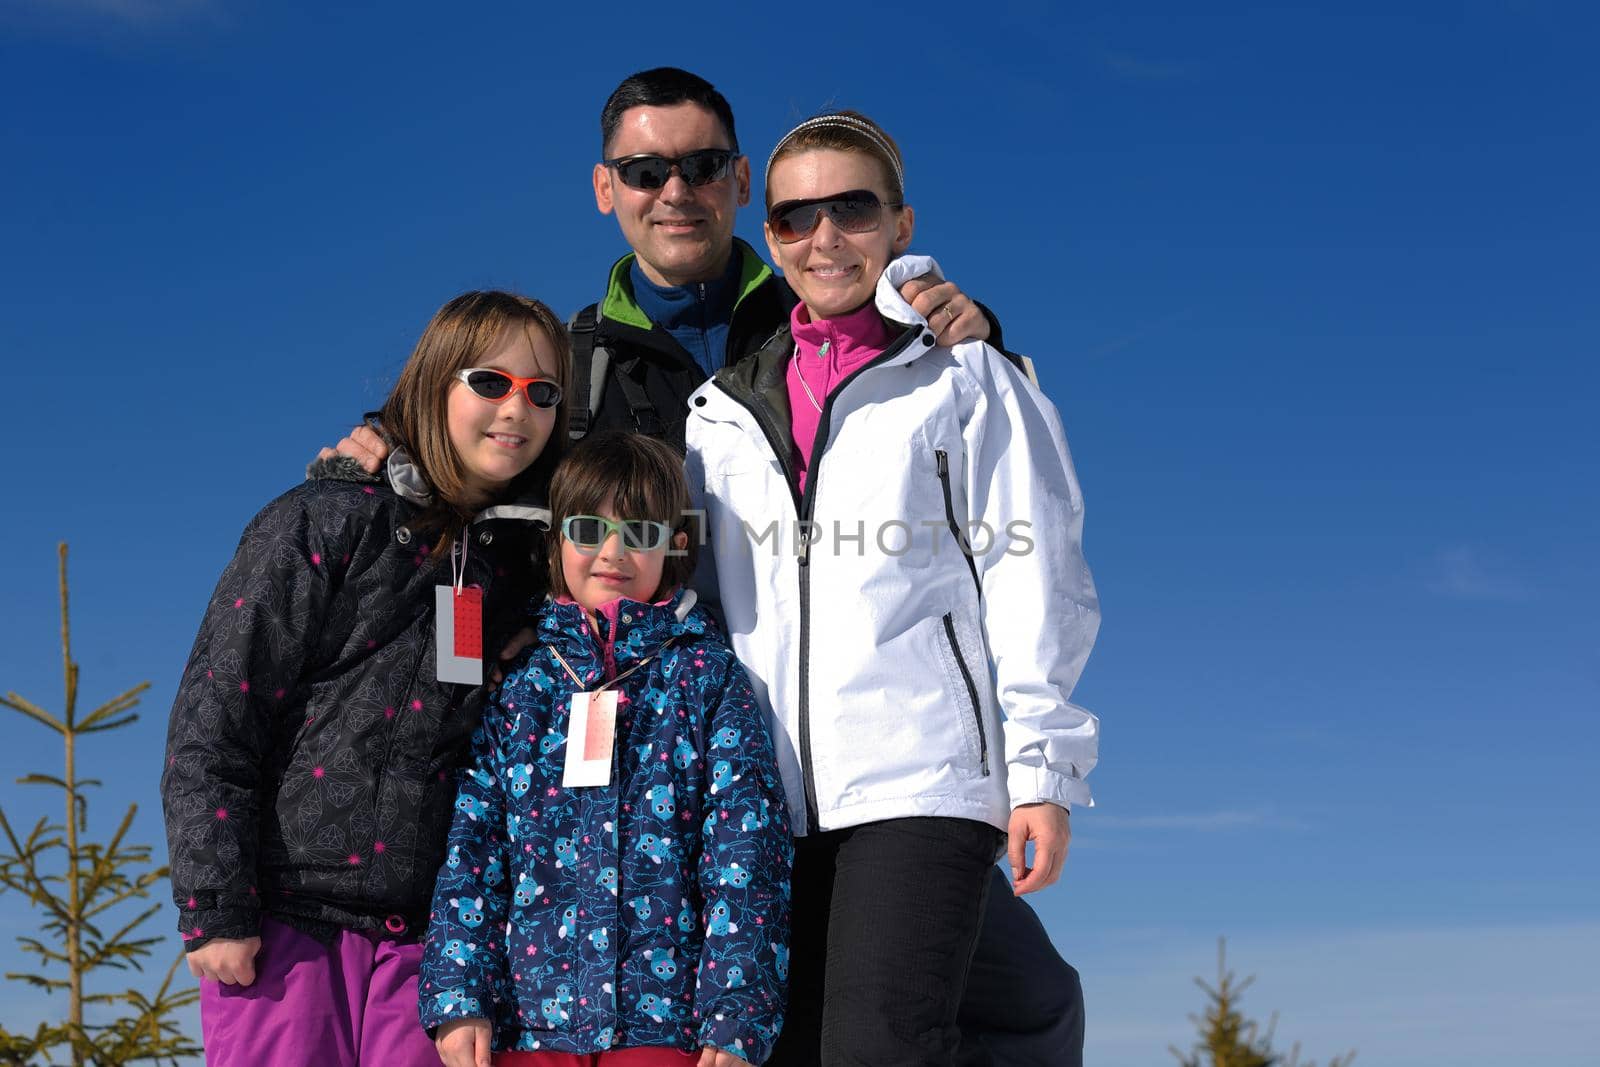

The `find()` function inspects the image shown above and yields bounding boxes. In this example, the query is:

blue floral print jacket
[418,588,792,1063]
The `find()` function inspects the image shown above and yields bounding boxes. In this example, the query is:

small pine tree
[1170,939,1355,1067]
[0,544,200,1066]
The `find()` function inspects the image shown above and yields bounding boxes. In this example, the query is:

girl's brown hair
[379,290,570,547]
[546,431,699,602]
[764,109,906,208]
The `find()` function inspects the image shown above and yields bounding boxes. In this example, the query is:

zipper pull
[936,449,949,477]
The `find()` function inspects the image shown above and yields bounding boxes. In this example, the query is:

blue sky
[1,2,1596,1063]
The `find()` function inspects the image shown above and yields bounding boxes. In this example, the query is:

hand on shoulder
[314,423,389,475]
[896,273,991,348]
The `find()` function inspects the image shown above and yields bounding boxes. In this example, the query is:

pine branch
[76,685,149,734]
[81,904,166,972]
[5,968,70,992]
[80,953,203,1065]
[0,691,65,734]
[17,773,72,792]
[16,935,70,966]
[0,809,62,906]
[77,807,151,918]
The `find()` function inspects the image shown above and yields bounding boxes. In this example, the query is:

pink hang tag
[562,690,617,788]
[435,585,485,685]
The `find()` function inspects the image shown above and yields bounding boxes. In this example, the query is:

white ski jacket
[685,255,1099,836]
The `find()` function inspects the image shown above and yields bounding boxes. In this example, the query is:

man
[334,67,1085,1066]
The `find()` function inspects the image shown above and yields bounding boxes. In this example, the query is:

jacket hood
[384,446,435,506]
[304,452,550,529]
[304,453,380,484]
[875,254,947,330]
[301,448,435,505]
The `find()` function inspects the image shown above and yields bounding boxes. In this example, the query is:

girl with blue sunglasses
[422,431,791,1067]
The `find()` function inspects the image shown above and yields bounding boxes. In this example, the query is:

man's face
[593,102,750,288]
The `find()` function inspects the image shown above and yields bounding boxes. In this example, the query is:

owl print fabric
[418,589,792,1063]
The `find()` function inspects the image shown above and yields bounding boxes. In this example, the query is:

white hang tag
[562,690,617,788]
[435,585,485,684]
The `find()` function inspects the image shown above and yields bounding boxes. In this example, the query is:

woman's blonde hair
[379,290,570,544]
[765,109,906,208]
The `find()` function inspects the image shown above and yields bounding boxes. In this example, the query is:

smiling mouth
[808,264,859,280]
[593,572,632,583]
[485,433,528,448]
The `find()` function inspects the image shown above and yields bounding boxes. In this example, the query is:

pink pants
[496,1051,699,1066]
[200,916,437,1067]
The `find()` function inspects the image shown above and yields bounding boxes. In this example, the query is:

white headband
[766,113,905,195]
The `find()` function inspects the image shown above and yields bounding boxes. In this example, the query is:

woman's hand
[698,1047,754,1067]
[1007,802,1071,895]
[896,274,991,347]
[435,1018,492,1067]
[185,936,262,985]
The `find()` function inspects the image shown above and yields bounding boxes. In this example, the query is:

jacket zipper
[609,652,626,1040]
[695,283,710,372]
[941,612,989,776]
[551,613,682,1041]
[935,449,981,596]
[714,324,927,831]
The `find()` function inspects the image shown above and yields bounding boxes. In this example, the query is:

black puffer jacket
[161,457,549,949]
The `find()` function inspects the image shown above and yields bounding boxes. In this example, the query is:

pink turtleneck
[786,300,896,493]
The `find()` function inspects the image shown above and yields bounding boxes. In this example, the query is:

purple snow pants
[200,916,438,1067]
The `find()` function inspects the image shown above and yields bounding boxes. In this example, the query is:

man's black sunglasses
[602,149,737,190]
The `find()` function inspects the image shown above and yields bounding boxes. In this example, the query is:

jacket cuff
[418,973,494,1034]
[975,299,1005,353]
[1008,763,1092,813]
[179,905,259,952]
[699,1013,773,1066]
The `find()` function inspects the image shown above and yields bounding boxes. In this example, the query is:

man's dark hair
[600,67,739,155]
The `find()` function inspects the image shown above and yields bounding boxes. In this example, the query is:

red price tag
[453,586,483,659]
[435,585,485,685]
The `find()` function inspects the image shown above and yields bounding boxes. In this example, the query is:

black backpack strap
[566,303,670,440]
[1003,350,1040,388]
[613,355,666,437]
[566,305,614,443]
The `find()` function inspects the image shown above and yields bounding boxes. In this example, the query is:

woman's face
[763,148,914,320]
[446,323,561,506]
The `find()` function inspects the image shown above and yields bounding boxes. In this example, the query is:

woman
[684,111,1100,1065]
